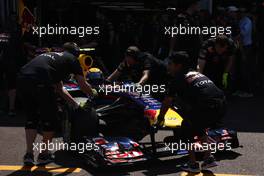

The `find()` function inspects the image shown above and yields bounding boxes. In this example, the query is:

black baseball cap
[125,46,141,60]
[63,42,80,56]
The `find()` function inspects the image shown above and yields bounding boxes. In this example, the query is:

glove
[79,101,86,108]
[91,88,98,97]
[222,72,229,89]
[78,100,93,110]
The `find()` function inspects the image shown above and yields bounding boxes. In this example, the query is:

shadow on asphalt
[6,166,53,176]
[3,148,242,176]
[1,132,243,176]
[5,163,82,176]
[214,150,242,161]
[56,150,188,176]
[52,150,241,176]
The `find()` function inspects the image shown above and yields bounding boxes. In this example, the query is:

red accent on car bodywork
[144,109,157,120]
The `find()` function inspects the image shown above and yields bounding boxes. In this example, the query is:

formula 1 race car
[62,73,239,168]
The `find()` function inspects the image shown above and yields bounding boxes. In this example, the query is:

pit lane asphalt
[0,93,264,176]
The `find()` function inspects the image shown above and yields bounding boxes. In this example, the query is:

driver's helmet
[78,54,93,76]
[86,67,104,85]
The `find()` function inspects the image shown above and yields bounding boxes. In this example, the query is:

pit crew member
[157,51,226,173]
[17,42,97,165]
[107,46,167,86]
[197,35,236,89]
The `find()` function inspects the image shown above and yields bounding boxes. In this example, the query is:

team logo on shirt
[185,71,203,84]
[194,79,213,88]
[40,53,56,60]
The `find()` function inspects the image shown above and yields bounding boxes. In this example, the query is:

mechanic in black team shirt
[107,46,167,86]
[156,52,226,173]
[17,42,97,166]
[197,35,236,89]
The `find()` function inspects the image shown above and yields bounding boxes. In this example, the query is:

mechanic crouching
[17,42,97,166]
[156,52,226,173]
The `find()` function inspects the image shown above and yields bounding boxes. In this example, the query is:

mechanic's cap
[169,51,190,66]
[125,46,141,60]
[63,42,80,56]
[227,6,239,12]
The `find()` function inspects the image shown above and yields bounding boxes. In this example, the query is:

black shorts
[17,77,58,132]
[180,98,226,141]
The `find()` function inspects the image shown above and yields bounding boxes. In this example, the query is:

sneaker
[23,153,34,166]
[201,156,218,170]
[181,161,200,173]
[37,152,55,165]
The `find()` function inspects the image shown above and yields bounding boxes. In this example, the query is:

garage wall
[0,0,18,30]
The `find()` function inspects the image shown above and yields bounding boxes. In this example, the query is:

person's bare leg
[200,135,212,159]
[25,129,38,154]
[8,89,16,112]
[42,132,54,154]
[181,142,200,172]
[200,134,217,169]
